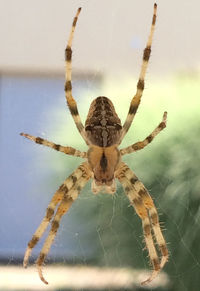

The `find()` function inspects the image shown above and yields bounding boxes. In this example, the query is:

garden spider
[21,3,168,286]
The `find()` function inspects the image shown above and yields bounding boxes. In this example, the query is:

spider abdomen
[85,96,122,147]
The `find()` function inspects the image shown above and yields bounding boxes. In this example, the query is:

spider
[21,3,168,286]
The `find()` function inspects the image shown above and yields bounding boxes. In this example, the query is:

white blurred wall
[0,0,199,76]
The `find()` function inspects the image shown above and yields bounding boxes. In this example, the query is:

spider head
[87,145,120,194]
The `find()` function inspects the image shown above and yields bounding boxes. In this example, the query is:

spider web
[24,70,200,291]
[1,1,200,290]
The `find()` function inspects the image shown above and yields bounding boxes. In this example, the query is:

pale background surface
[0,0,199,75]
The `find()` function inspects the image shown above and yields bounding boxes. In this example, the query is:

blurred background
[0,0,200,290]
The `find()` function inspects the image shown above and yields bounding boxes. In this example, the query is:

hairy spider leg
[120,3,157,142]
[120,164,169,283]
[23,163,89,268]
[20,132,86,158]
[36,164,92,284]
[65,7,87,142]
[116,162,168,285]
[120,111,167,155]
[131,175,169,267]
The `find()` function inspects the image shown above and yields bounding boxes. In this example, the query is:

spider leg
[116,162,162,285]
[120,111,167,155]
[139,189,168,285]
[20,132,86,158]
[36,164,92,284]
[123,166,168,256]
[120,3,157,143]
[23,162,90,268]
[65,8,87,143]
[135,185,169,267]
[37,196,73,285]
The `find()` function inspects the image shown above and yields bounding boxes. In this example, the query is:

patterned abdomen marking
[85,96,122,147]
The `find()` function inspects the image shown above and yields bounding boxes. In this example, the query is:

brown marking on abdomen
[85,96,122,147]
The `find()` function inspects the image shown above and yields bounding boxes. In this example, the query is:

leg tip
[141,269,160,286]
[42,278,49,285]
[20,132,29,138]
[38,265,49,285]
[23,247,32,268]
[163,111,168,121]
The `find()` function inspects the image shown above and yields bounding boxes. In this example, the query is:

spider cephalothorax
[21,3,168,286]
[88,144,120,193]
